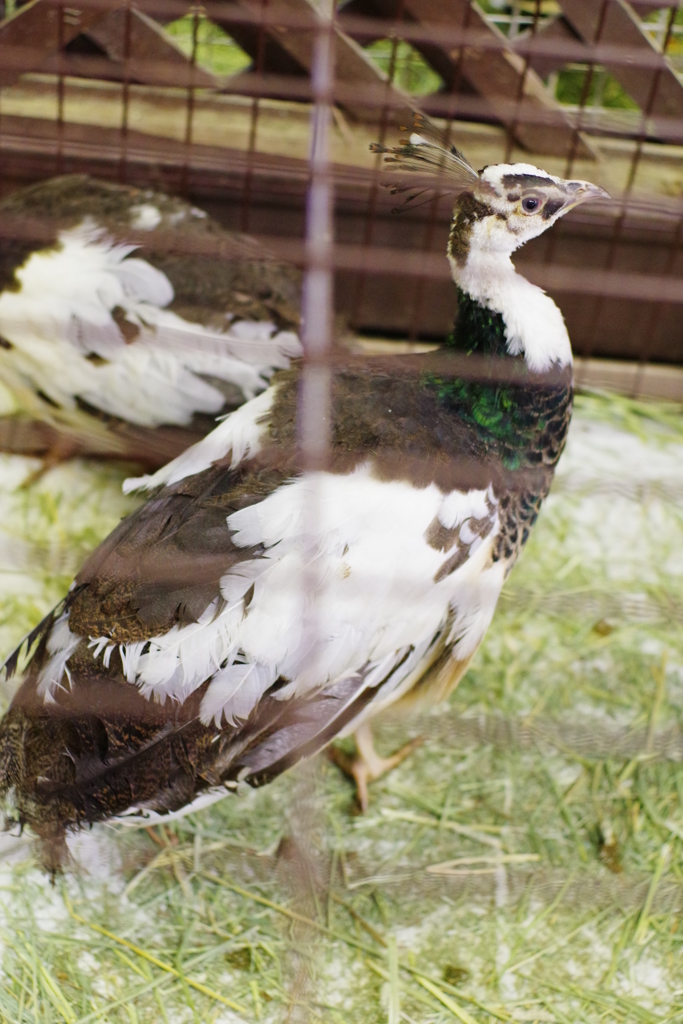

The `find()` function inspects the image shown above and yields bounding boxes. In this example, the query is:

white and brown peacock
[0,119,609,867]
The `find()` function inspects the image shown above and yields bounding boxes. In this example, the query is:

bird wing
[0,177,301,430]
[0,374,507,835]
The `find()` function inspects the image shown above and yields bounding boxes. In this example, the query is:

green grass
[554,68,639,112]
[364,40,444,96]
[164,16,252,79]
[0,391,682,1021]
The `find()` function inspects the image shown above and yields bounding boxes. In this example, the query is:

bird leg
[20,434,81,488]
[329,722,422,812]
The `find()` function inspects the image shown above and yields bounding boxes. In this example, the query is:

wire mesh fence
[1,0,683,363]
[0,1,682,1022]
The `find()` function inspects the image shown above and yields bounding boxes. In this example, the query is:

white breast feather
[43,466,507,729]
[451,222,572,374]
[438,487,493,529]
[0,221,301,427]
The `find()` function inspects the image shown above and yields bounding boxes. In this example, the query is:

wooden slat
[574,356,683,402]
[0,0,108,87]
[35,8,217,87]
[512,14,582,80]
[559,0,683,123]
[340,0,492,112]
[195,13,305,81]
[214,0,413,121]
[85,7,216,87]
[341,0,593,158]
[1,2,215,89]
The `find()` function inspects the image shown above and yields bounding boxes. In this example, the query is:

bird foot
[329,724,422,812]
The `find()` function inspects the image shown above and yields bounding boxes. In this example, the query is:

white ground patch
[548,416,683,582]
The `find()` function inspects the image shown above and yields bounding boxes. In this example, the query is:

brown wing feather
[0,623,403,868]
[67,459,290,642]
[0,348,565,865]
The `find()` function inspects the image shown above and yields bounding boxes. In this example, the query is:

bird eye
[521,197,540,214]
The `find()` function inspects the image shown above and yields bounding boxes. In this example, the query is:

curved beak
[563,180,611,211]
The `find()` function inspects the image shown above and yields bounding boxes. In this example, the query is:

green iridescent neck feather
[423,289,572,472]
[447,287,509,358]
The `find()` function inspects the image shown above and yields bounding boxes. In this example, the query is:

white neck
[448,248,572,374]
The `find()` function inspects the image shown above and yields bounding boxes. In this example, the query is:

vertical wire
[620,3,678,202]
[240,0,267,232]
[407,0,471,342]
[564,0,611,179]
[554,0,610,384]
[286,2,336,998]
[626,3,681,397]
[503,0,541,163]
[299,0,334,475]
[119,0,132,183]
[406,155,446,342]
[578,2,678,385]
[180,2,201,196]
[349,4,404,331]
[56,1,65,174]
[296,0,334,743]
[628,209,683,397]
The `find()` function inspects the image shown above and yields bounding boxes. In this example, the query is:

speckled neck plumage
[440,185,574,497]
[433,288,572,466]
[428,285,574,561]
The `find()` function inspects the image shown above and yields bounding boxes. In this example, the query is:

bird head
[371,114,611,372]
[450,163,610,264]
[371,114,610,269]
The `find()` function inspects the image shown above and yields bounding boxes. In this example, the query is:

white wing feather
[59,465,506,727]
[123,385,277,494]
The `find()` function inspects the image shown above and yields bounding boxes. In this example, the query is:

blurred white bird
[0,175,301,469]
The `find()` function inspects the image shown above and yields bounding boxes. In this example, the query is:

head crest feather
[370,113,479,212]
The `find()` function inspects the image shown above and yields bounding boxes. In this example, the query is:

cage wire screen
[0,0,681,1021]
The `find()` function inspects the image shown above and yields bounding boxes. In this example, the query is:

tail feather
[0,631,412,870]
[2,599,69,681]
